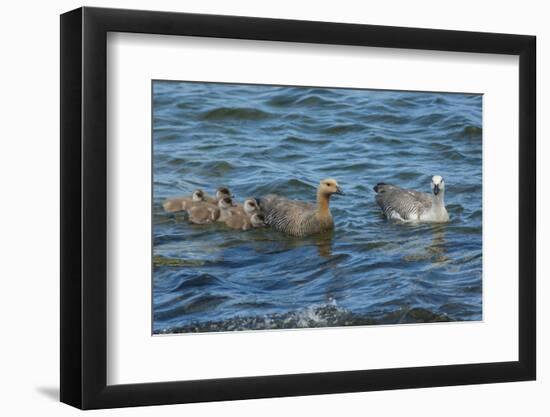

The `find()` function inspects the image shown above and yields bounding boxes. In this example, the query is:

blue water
[152,81,482,334]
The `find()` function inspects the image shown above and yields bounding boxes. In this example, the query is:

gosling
[187,202,220,225]
[216,197,236,223]
[162,187,232,213]
[205,187,232,205]
[225,212,266,231]
[373,175,449,222]
[162,189,205,213]
[224,199,263,230]
[250,213,267,228]
[259,178,344,237]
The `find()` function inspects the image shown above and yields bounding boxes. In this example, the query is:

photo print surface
[152,80,482,334]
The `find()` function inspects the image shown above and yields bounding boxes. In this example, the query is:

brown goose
[259,179,344,237]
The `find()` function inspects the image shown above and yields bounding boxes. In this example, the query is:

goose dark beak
[433,185,440,195]
[335,186,344,195]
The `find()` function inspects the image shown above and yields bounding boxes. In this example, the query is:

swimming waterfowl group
[163,176,449,237]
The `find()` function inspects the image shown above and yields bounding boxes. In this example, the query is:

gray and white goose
[373,175,449,223]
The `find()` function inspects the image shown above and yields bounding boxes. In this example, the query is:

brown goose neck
[316,190,332,217]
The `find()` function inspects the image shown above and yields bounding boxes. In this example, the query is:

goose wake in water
[373,175,449,223]
[259,179,344,237]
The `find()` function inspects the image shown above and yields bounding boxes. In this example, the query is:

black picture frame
[60,6,536,410]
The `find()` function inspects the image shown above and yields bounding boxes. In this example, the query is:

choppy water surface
[152,81,482,334]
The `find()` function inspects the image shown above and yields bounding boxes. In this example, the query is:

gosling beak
[335,186,344,195]
[433,184,440,195]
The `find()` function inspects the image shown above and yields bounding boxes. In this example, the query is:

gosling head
[243,198,260,215]
[250,213,266,228]
[431,175,445,196]
[216,187,232,201]
[319,178,344,197]
[218,197,233,210]
[192,189,205,202]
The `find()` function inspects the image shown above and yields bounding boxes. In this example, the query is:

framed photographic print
[60,6,536,409]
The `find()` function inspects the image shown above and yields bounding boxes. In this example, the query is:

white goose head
[431,175,445,196]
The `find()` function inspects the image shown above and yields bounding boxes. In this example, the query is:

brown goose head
[318,178,344,197]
